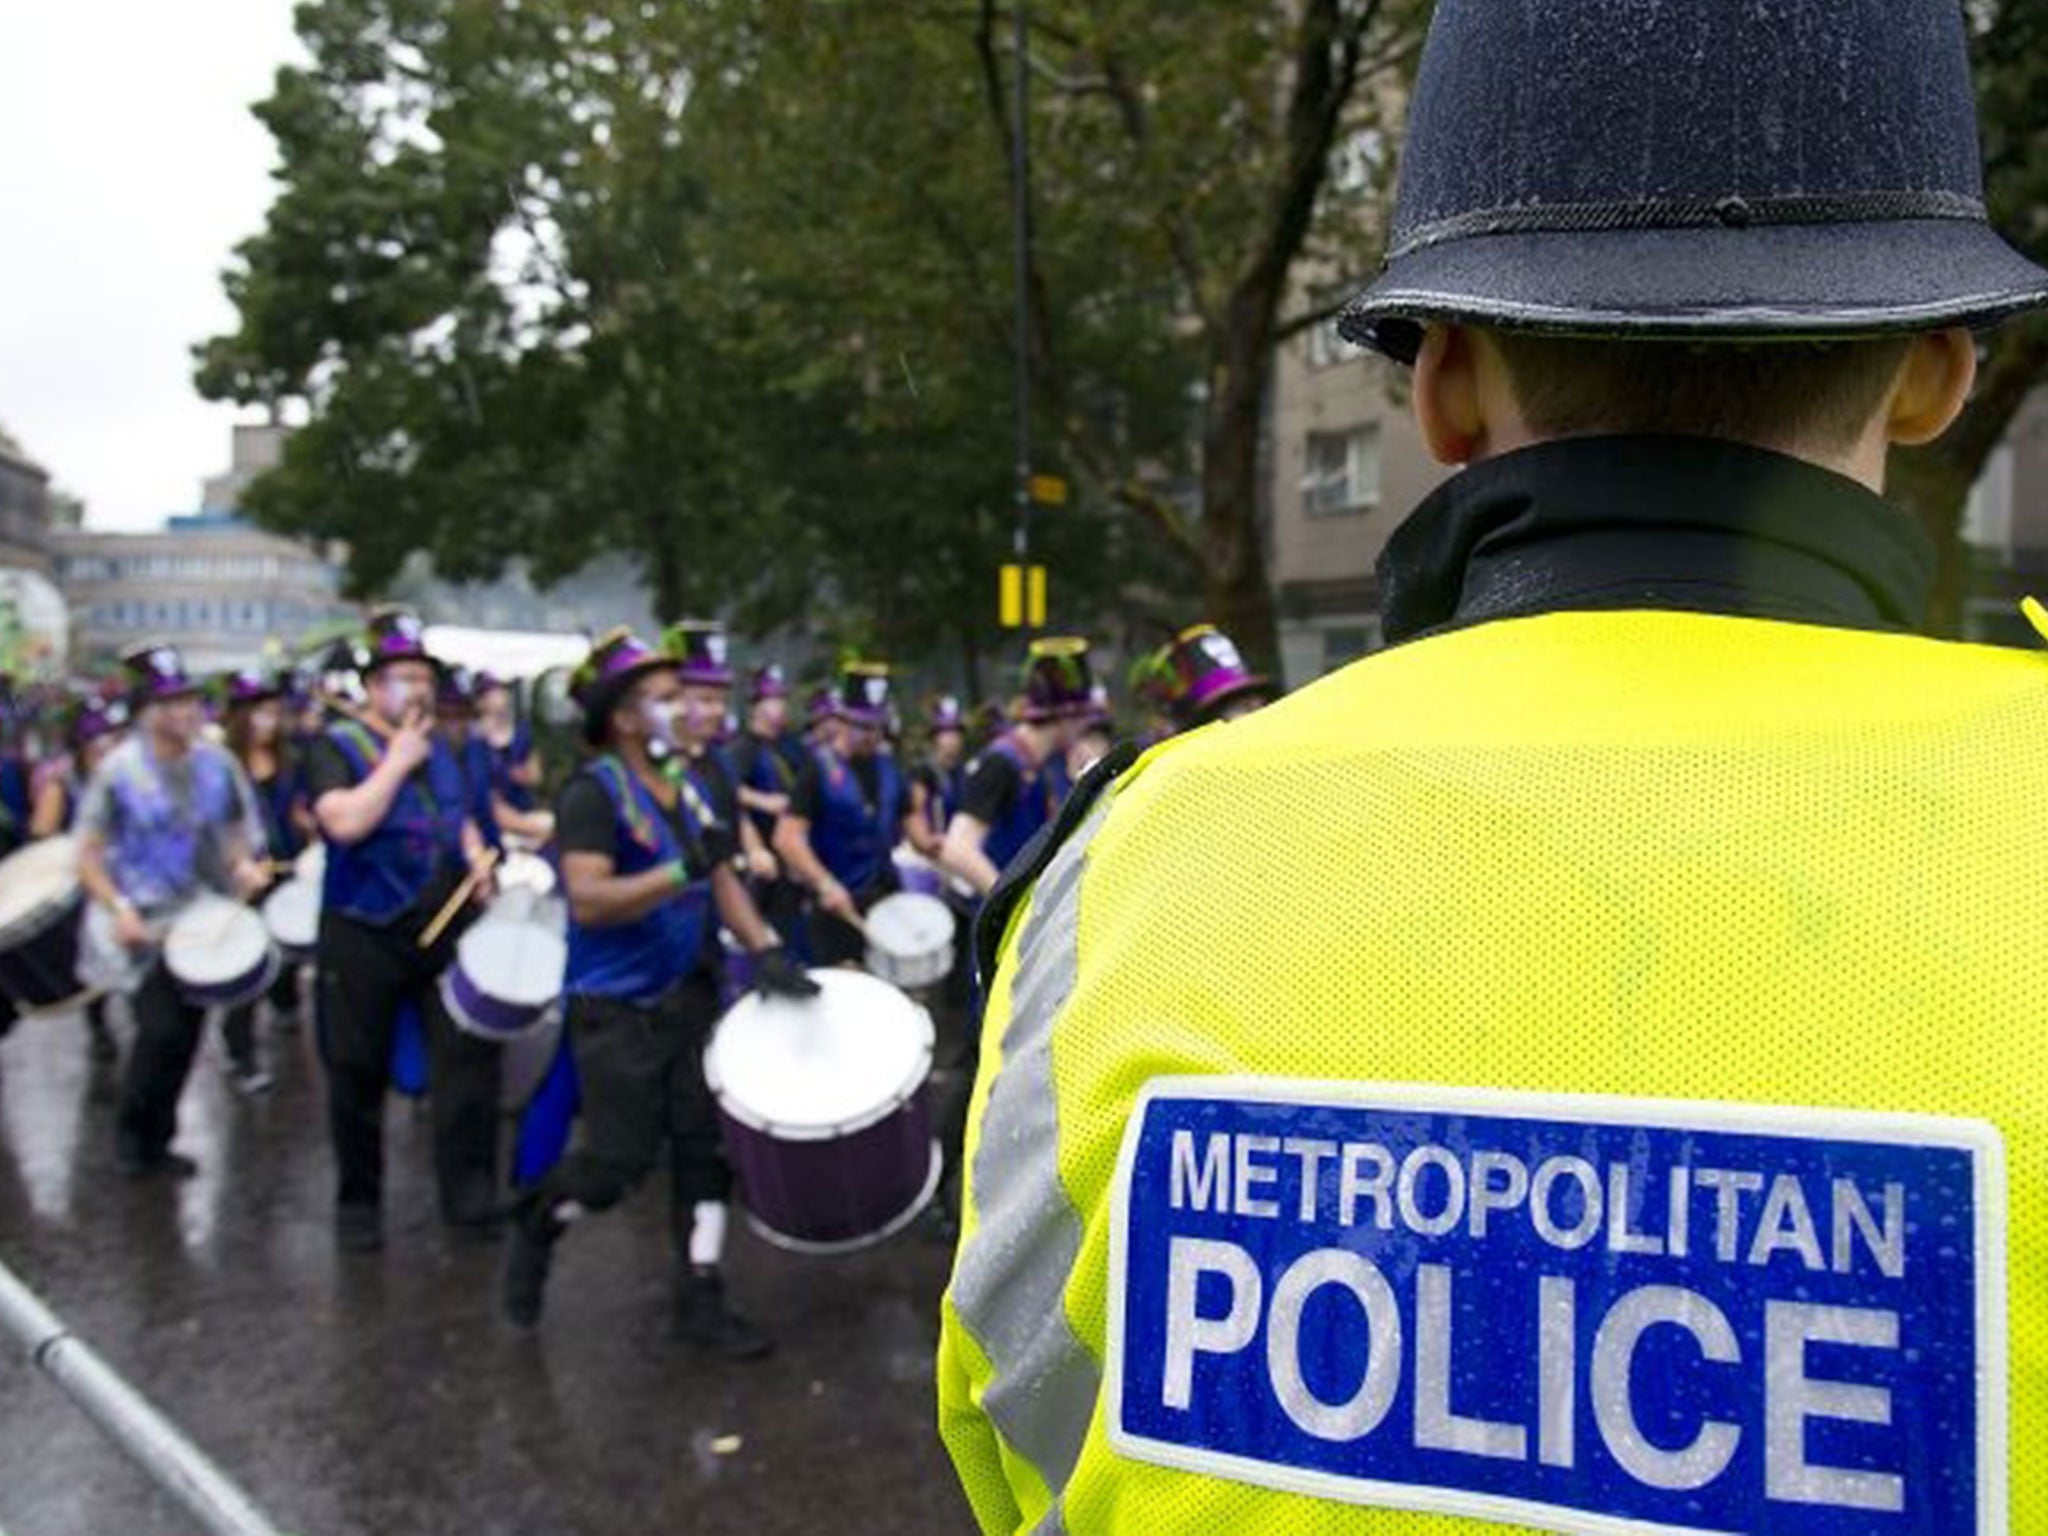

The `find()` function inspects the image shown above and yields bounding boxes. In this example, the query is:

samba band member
[905,696,967,861]
[501,629,816,1350]
[436,665,501,851]
[75,644,270,1178]
[730,664,809,952]
[474,672,554,847]
[1157,622,1275,731]
[772,663,920,968]
[663,621,775,882]
[30,695,128,1062]
[308,607,502,1252]
[222,666,315,1078]
[938,637,1094,900]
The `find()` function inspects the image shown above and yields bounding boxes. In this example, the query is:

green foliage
[198,0,1423,679]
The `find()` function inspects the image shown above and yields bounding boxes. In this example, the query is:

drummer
[501,628,816,1349]
[209,668,307,1091]
[307,606,502,1252]
[730,664,808,953]
[30,695,128,1063]
[662,621,776,883]
[474,672,554,847]
[74,644,270,1178]
[905,696,968,862]
[772,663,921,968]
[937,637,1094,900]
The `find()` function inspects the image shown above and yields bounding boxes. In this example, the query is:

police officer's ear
[1412,325,1530,468]
[1884,329,1978,449]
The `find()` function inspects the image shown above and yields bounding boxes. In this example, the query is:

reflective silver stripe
[1032,1500,1068,1536]
[952,799,1112,1504]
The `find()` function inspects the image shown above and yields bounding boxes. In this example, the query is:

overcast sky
[0,2,303,532]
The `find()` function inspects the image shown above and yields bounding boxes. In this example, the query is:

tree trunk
[1199,335,1281,675]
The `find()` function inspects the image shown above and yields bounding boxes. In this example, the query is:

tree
[1889,0,2048,634]
[198,0,1427,679]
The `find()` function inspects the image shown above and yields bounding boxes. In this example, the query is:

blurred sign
[1029,474,1070,507]
[1000,565,1048,629]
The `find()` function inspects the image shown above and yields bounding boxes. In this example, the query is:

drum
[500,1003,564,1110]
[705,969,939,1254]
[439,912,567,1042]
[863,892,956,991]
[163,897,280,1008]
[293,842,326,885]
[0,836,88,1011]
[261,876,321,959]
[891,845,945,899]
[498,849,558,899]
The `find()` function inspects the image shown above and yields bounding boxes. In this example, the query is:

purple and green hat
[1166,624,1272,727]
[72,696,128,747]
[928,695,966,735]
[661,620,734,689]
[121,643,202,707]
[804,686,834,726]
[570,627,675,745]
[1019,636,1095,723]
[750,663,790,704]
[362,605,440,677]
[833,663,892,727]
[223,668,281,708]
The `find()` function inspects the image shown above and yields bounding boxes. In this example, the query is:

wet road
[0,1001,972,1535]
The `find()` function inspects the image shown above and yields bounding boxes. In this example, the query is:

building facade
[1265,303,1449,690]
[53,423,350,674]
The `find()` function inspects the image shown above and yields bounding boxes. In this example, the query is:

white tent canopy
[423,624,589,680]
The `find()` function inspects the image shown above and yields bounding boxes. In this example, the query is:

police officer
[936,638,1092,900]
[308,607,502,1252]
[500,629,815,1351]
[772,663,919,967]
[74,645,269,1177]
[938,2,2048,1530]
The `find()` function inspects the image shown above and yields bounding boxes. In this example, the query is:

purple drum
[440,910,567,1041]
[704,969,939,1254]
[891,846,945,899]
[0,836,89,1011]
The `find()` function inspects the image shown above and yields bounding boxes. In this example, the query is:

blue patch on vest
[1106,1079,2006,1534]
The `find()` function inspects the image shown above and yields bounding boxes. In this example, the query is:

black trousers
[529,973,729,1254]
[116,959,207,1162]
[318,909,501,1221]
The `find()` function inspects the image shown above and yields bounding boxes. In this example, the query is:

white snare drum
[439,913,567,1041]
[705,969,938,1254]
[863,892,956,991]
[261,877,321,958]
[293,842,326,885]
[163,897,280,1008]
[500,1003,564,1110]
[0,836,89,1012]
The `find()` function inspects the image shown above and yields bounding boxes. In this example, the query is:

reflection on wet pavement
[0,1005,969,1535]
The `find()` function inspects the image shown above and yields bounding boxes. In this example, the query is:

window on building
[1301,426,1382,517]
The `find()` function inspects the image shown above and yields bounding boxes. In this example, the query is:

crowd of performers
[0,608,1274,1356]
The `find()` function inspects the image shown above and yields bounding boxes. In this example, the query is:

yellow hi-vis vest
[938,608,2048,1535]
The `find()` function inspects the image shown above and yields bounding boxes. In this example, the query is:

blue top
[562,757,715,1005]
[806,746,904,896]
[319,720,470,925]
[980,736,1067,872]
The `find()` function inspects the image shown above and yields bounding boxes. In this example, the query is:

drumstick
[417,849,499,951]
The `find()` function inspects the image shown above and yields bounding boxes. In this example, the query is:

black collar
[1376,436,1935,646]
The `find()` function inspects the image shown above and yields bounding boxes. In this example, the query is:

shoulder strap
[327,719,381,774]
[974,739,1140,991]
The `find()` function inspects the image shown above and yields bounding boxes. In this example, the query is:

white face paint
[641,697,688,752]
